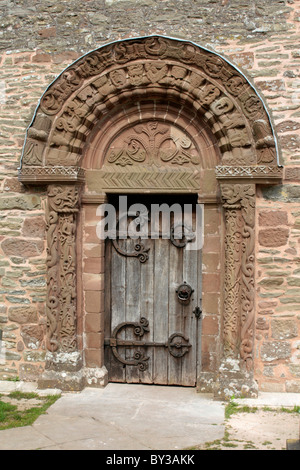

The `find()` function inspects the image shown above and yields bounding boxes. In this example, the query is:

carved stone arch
[18,36,283,397]
[19,35,282,179]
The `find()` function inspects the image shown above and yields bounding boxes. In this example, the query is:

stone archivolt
[18,36,282,395]
[20,36,279,177]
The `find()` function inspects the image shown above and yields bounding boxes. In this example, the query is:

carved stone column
[38,184,85,391]
[215,183,258,399]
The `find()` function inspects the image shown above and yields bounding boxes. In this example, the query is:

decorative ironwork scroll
[111,212,150,263]
[105,317,191,371]
[46,184,80,353]
[170,223,196,248]
[112,239,150,263]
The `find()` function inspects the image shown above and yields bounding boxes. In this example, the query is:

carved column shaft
[222,199,242,358]
[46,184,80,355]
[221,183,256,372]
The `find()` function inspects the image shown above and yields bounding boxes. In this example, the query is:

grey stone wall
[0,0,295,54]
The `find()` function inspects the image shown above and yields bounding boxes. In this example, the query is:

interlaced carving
[221,183,255,370]
[46,185,80,353]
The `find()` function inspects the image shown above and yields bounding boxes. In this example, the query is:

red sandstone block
[202,315,219,335]
[203,236,221,253]
[85,313,101,333]
[202,292,220,315]
[38,27,56,39]
[201,336,218,354]
[85,291,101,313]
[258,210,288,226]
[84,244,105,258]
[83,257,103,274]
[84,226,100,244]
[32,52,51,63]
[85,332,102,349]
[258,228,289,247]
[202,273,220,293]
[201,352,217,372]
[83,273,104,291]
[85,349,102,368]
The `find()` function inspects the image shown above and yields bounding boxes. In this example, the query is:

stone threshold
[234,392,300,409]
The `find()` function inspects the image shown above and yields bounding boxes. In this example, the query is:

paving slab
[0,383,225,450]
[1,383,299,451]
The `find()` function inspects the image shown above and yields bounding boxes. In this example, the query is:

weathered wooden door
[104,196,202,386]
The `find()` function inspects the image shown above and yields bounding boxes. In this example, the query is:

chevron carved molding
[86,168,201,192]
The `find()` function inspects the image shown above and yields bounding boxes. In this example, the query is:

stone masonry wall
[0,0,299,391]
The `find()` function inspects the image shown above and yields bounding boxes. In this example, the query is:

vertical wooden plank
[153,237,169,384]
[181,210,199,386]
[109,238,127,382]
[124,238,141,383]
[139,237,154,383]
[168,241,183,385]
[104,239,112,380]
[196,243,203,380]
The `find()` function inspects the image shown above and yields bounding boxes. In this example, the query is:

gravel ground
[197,409,300,450]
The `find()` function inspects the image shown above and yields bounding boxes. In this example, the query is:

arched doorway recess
[19,36,282,398]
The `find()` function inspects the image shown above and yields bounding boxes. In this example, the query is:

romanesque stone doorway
[104,195,202,386]
[18,35,282,397]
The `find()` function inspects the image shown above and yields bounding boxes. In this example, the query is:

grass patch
[225,399,258,419]
[0,392,59,430]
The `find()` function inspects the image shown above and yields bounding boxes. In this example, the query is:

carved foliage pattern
[46,185,79,353]
[106,121,200,167]
[221,183,255,370]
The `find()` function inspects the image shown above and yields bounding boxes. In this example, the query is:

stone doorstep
[0,380,61,397]
[234,392,300,409]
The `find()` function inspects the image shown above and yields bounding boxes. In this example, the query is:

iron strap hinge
[105,317,191,371]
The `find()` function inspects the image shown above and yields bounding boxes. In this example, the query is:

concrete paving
[0,382,299,450]
[0,383,225,450]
